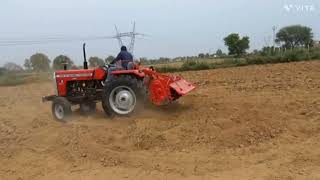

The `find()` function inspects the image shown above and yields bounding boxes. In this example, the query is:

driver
[111,46,133,69]
[107,46,134,81]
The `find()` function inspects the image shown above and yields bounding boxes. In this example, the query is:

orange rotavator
[43,44,195,121]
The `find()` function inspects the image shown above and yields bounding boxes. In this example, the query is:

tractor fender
[111,70,145,78]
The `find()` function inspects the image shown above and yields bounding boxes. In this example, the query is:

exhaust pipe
[83,43,88,69]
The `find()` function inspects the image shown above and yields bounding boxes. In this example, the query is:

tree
[53,55,74,70]
[3,62,23,72]
[105,55,115,64]
[0,67,7,75]
[24,59,32,70]
[276,25,313,49]
[216,49,224,57]
[198,53,205,58]
[88,57,104,67]
[30,53,51,71]
[224,33,250,56]
[252,49,259,54]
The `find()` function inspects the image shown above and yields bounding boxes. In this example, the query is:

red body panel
[111,69,145,78]
[93,68,107,80]
[55,68,106,96]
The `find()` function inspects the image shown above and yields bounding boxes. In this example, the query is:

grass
[0,72,51,86]
[0,73,26,86]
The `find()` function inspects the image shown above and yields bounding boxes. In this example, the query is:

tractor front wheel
[102,76,145,116]
[52,97,72,122]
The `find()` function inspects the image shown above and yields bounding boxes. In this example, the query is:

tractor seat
[115,60,135,70]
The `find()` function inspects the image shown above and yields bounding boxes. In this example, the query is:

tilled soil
[0,61,319,180]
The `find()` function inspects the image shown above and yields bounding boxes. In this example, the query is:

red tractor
[43,44,195,121]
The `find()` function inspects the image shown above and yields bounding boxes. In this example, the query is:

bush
[156,61,211,73]
[283,49,309,62]
[182,61,197,68]
[153,48,320,73]
[245,48,320,65]
[0,67,7,76]
[0,72,51,86]
[246,55,264,64]
[309,48,320,59]
[156,66,179,73]
[181,61,210,71]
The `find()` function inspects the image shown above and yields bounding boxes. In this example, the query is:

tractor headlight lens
[53,72,57,95]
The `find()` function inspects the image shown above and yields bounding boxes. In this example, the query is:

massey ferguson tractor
[43,44,195,121]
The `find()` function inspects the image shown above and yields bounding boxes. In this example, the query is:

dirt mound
[0,61,320,180]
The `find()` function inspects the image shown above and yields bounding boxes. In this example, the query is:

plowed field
[0,61,319,180]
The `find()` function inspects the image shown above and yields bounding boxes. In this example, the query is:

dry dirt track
[0,61,320,180]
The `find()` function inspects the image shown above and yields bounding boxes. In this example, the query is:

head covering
[121,46,127,51]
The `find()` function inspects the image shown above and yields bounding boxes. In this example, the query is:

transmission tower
[129,22,136,53]
[114,25,123,47]
[272,26,277,47]
[113,22,145,54]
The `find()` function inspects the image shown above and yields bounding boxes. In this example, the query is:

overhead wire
[0,36,116,47]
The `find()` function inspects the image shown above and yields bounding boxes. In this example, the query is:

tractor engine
[66,80,102,98]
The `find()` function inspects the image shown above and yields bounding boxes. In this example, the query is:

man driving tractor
[107,45,134,80]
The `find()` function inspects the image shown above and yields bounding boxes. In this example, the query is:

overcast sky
[0,0,319,66]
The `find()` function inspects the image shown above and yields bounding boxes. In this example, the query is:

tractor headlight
[53,72,58,95]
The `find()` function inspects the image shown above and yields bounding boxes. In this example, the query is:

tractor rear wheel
[52,97,72,122]
[102,76,145,116]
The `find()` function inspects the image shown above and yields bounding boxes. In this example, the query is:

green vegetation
[53,55,74,70]
[0,72,51,86]
[105,55,115,64]
[276,25,313,49]
[30,53,51,71]
[224,33,250,57]
[88,56,105,67]
[156,48,320,73]
[0,73,25,86]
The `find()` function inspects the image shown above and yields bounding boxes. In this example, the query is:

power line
[0,23,148,50]
[0,36,115,46]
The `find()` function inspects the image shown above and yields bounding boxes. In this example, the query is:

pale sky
[0,0,319,66]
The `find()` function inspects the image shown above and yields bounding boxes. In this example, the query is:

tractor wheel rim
[54,104,64,120]
[109,86,136,115]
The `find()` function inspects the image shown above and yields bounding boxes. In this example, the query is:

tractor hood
[55,69,95,79]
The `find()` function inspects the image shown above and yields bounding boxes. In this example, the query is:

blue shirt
[114,50,133,68]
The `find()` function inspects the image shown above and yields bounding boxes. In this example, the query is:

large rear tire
[52,97,72,122]
[102,76,145,116]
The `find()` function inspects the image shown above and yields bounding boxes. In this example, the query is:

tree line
[22,54,116,72]
[141,25,316,65]
[222,24,314,57]
[1,24,317,73]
